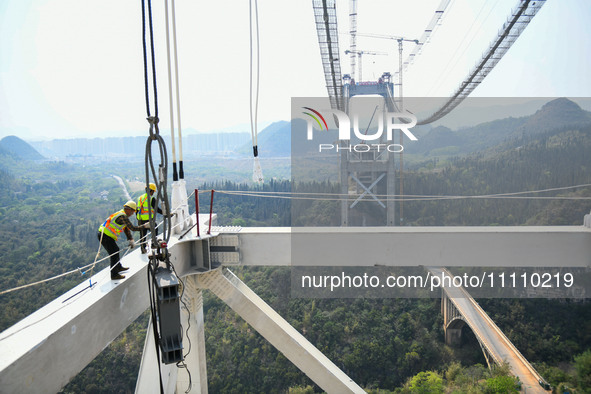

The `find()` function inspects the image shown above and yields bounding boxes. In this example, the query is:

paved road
[112,175,131,200]
[430,267,546,393]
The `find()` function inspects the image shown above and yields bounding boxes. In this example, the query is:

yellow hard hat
[149,183,157,191]
[124,200,137,211]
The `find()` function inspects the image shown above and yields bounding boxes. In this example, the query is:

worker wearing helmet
[136,183,164,254]
[98,200,147,280]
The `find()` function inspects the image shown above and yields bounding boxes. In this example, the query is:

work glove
[142,223,151,229]
[128,239,136,248]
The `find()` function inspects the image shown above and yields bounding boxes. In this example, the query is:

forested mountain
[237,121,292,157]
[1,100,591,393]
[405,98,591,159]
[0,135,44,160]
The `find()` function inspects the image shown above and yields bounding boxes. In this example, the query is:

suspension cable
[250,0,264,183]
[171,0,184,180]
[164,0,178,182]
[164,0,185,181]
[141,0,158,119]
[417,0,546,125]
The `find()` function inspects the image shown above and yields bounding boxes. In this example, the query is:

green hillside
[404,98,591,165]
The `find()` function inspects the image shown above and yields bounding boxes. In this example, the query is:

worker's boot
[111,273,125,280]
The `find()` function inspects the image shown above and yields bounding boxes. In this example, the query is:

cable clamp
[147,116,159,125]
[147,116,160,138]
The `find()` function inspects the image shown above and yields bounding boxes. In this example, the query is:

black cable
[172,264,193,393]
[145,133,170,249]
[141,0,159,118]
[141,1,190,391]
[322,0,340,110]
[141,2,166,392]
[141,0,150,117]
[147,264,165,394]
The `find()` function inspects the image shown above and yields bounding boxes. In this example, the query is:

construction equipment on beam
[354,33,418,104]
[343,49,387,82]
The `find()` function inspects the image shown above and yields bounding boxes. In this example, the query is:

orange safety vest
[98,209,127,240]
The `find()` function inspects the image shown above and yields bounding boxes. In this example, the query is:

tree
[484,375,519,393]
[407,371,444,393]
[574,349,591,392]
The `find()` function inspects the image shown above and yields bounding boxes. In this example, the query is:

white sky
[1,0,590,140]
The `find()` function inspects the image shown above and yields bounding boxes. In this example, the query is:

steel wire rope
[141,0,168,391]
[2,181,589,297]
[0,238,144,296]
[417,0,542,125]
[164,0,178,182]
[425,0,499,97]
[250,0,264,183]
[400,0,454,73]
[171,0,184,179]
[0,249,138,341]
[0,197,196,297]
[214,183,591,201]
[215,191,591,202]
[0,213,189,297]
[164,0,185,181]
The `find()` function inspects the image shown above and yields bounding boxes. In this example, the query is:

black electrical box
[155,268,184,364]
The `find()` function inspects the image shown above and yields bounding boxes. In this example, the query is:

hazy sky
[1,0,590,141]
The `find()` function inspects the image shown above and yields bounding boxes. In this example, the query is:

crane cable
[250,0,264,183]
[141,0,168,391]
[425,0,498,97]
[142,1,193,391]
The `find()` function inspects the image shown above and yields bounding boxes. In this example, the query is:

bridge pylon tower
[340,72,399,226]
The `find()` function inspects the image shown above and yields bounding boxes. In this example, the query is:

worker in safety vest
[136,183,164,254]
[98,200,147,280]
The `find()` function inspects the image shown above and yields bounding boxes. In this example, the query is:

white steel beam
[134,276,207,394]
[0,249,151,393]
[194,267,365,394]
[135,316,178,394]
[236,226,591,267]
[2,221,589,392]
[177,275,208,394]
